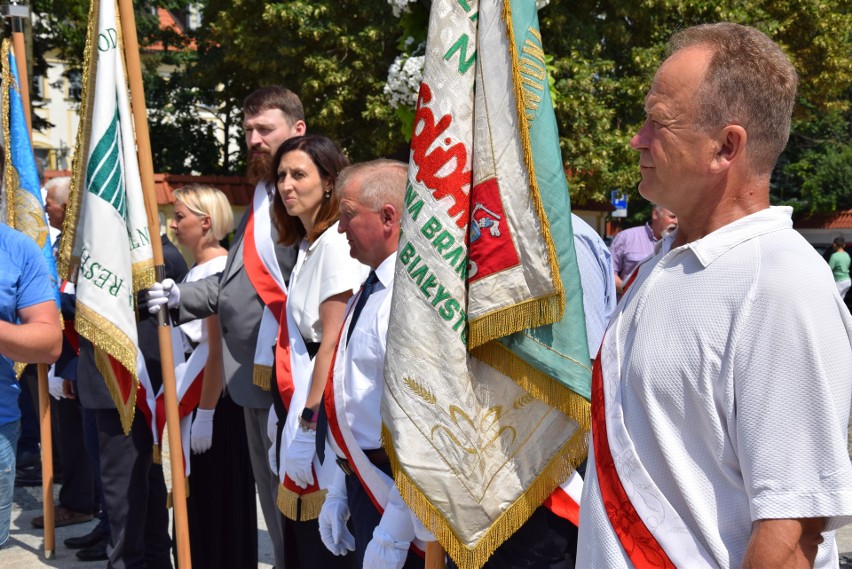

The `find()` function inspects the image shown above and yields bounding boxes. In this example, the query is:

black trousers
[56,396,96,514]
[282,515,356,569]
[447,506,577,569]
[345,462,423,569]
[96,409,172,569]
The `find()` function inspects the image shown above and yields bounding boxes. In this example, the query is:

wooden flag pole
[115,1,191,567]
[34,362,55,558]
[6,4,56,557]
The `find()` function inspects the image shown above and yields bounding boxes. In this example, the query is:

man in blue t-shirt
[0,223,62,547]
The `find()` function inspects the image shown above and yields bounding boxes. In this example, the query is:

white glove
[146,278,180,314]
[268,438,279,475]
[48,371,66,400]
[363,485,415,569]
[411,509,435,543]
[267,405,279,474]
[318,468,355,556]
[284,427,317,488]
[190,408,215,454]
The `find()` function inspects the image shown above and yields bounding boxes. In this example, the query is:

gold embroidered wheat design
[403,377,437,405]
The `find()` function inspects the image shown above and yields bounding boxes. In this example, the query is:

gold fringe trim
[468,292,562,350]
[152,444,162,464]
[473,341,591,424]
[132,259,156,293]
[78,302,139,435]
[93,346,137,435]
[253,365,272,391]
[464,0,565,351]
[58,0,99,281]
[167,479,190,509]
[2,39,16,229]
[384,423,588,569]
[276,484,326,521]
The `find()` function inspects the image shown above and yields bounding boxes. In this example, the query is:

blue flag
[2,39,60,306]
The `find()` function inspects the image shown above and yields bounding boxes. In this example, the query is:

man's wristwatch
[299,408,317,432]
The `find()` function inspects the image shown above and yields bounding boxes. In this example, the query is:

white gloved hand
[284,427,317,488]
[190,408,215,454]
[146,278,180,314]
[363,485,415,569]
[318,468,355,556]
[268,437,279,475]
[48,372,66,400]
[411,509,435,542]
[267,405,279,474]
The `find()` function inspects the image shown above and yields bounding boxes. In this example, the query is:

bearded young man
[148,86,305,569]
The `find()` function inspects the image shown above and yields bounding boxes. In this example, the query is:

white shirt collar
[663,206,793,268]
[374,252,397,288]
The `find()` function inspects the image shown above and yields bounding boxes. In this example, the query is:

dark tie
[346,271,378,345]
[317,270,378,463]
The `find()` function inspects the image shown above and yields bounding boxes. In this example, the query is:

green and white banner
[59,0,154,433]
[383,1,591,566]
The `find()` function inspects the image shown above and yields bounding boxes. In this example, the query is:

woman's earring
[324,191,331,199]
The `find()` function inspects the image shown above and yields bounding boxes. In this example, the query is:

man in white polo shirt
[577,23,852,569]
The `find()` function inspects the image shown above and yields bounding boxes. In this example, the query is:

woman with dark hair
[267,135,366,568]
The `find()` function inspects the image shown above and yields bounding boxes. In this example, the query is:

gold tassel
[253,365,272,391]
[473,341,591,423]
[2,40,17,229]
[77,302,142,435]
[505,0,565,312]
[468,293,562,350]
[277,484,327,521]
[166,479,190,509]
[384,424,587,569]
[91,345,137,435]
[132,259,156,293]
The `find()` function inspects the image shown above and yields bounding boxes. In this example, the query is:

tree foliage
[23,0,852,215]
[192,0,406,170]
[539,0,852,216]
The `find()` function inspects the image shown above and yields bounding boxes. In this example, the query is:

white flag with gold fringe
[59,0,155,433]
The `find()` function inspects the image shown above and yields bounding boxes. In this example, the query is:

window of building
[67,71,82,101]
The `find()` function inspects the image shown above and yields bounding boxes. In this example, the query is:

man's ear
[293,120,307,136]
[381,204,397,227]
[711,125,746,173]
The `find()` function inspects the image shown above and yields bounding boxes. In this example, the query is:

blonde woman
[170,186,257,568]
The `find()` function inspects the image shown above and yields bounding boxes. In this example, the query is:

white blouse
[287,221,368,343]
[178,255,228,347]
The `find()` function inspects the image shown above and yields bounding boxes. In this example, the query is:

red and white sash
[273,303,338,520]
[543,471,583,527]
[136,327,201,478]
[242,182,292,396]
[591,321,716,568]
[324,295,426,554]
[325,297,391,510]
